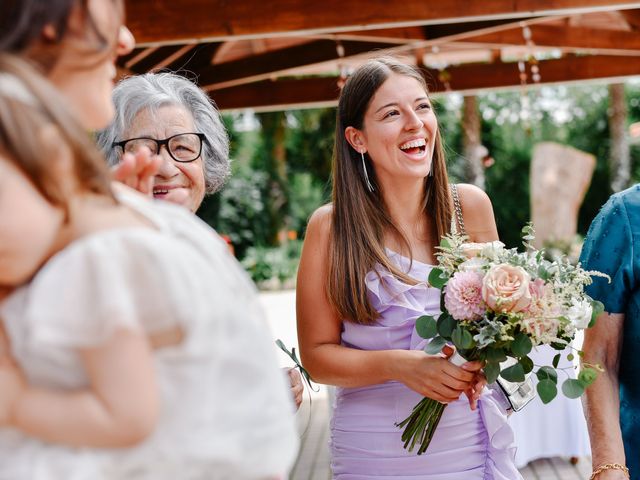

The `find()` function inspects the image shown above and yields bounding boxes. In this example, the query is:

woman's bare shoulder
[454,183,498,241]
[307,204,333,237]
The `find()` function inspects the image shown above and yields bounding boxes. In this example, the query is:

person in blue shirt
[580,185,640,480]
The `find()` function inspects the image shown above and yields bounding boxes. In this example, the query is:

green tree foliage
[253,111,289,246]
[285,108,335,236]
[196,113,240,227]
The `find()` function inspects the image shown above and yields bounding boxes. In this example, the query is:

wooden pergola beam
[328,19,530,43]
[212,76,342,112]
[327,26,428,44]
[463,24,640,53]
[212,54,640,111]
[621,8,640,30]
[126,1,640,45]
[198,40,398,90]
[436,54,640,91]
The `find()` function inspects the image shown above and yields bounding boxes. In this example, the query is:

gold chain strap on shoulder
[589,463,630,480]
[451,183,466,235]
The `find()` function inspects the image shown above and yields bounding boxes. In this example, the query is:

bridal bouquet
[397,225,606,455]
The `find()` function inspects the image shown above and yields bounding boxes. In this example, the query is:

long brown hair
[0,53,113,209]
[328,57,453,325]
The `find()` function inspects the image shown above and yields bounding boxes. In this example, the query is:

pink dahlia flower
[444,270,486,320]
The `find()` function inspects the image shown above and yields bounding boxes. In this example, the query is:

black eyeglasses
[112,132,206,163]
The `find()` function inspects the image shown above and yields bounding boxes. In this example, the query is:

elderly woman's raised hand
[111,146,161,196]
[286,368,304,410]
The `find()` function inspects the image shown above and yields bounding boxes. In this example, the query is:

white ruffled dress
[0,189,298,479]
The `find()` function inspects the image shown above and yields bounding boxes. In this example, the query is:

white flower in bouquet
[567,298,593,330]
[458,256,488,273]
[460,241,505,260]
[521,315,562,345]
[480,240,506,259]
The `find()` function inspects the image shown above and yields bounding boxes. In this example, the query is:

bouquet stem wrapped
[396,352,467,455]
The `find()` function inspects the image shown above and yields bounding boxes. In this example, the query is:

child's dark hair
[0,53,113,210]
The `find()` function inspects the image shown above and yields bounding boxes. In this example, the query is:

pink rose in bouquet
[482,264,532,313]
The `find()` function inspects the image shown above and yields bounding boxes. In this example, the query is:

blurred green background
[196,83,640,287]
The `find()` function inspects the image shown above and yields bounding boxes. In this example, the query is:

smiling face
[46,0,135,131]
[0,154,65,287]
[127,104,206,213]
[345,72,437,187]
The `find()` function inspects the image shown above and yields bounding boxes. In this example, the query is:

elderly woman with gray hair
[97,72,304,409]
[97,72,230,213]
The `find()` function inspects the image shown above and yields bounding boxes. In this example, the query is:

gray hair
[96,72,230,194]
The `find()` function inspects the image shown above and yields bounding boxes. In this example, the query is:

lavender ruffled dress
[330,251,522,479]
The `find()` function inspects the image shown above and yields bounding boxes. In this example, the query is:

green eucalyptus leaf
[484,362,500,384]
[519,355,534,374]
[511,333,533,357]
[416,315,438,339]
[440,237,452,249]
[440,291,447,313]
[437,313,457,339]
[578,367,598,387]
[424,336,447,355]
[486,348,507,363]
[537,379,558,404]
[562,378,585,399]
[567,353,574,362]
[536,366,558,384]
[428,268,448,289]
[500,362,525,382]
[460,329,475,349]
[552,353,561,368]
[451,326,464,350]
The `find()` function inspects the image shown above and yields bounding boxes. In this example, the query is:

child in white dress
[0,56,298,479]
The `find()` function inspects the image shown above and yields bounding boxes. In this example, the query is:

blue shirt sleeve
[580,193,636,314]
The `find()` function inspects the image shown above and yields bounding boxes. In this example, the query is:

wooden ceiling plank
[325,26,427,43]
[621,8,640,29]
[118,46,146,66]
[212,54,640,110]
[422,18,535,39]
[151,44,197,72]
[126,0,640,46]
[212,76,342,112]
[127,45,187,73]
[464,24,640,51]
[198,40,397,90]
[437,54,640,91]
[164,43,222,72]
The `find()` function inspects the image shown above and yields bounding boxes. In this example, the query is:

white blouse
[0,188,298,479]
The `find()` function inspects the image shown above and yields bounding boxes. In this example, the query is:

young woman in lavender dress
[297,57,521,479]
